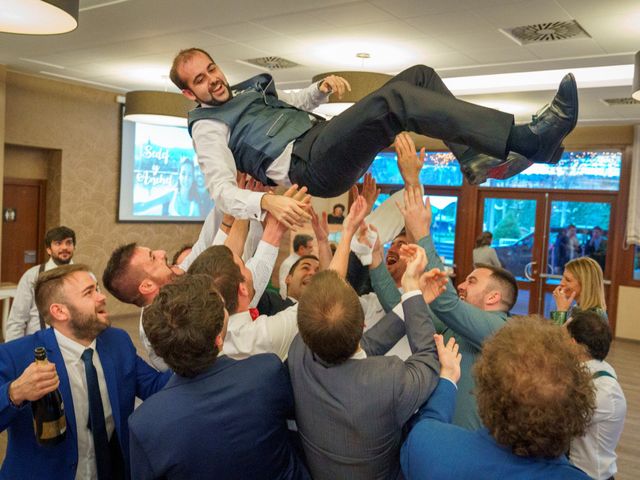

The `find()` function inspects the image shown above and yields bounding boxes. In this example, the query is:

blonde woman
[550,256,607,325]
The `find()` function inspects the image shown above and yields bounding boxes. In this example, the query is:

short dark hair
[298,270,364,365]
[293,234,313,253]
[475,315,595,458]
[332,203,345,212]
[567,311,612,361]
[187,245,243,314]
[170,48,214,90]
[44,226,76,248]
[143,274,225,378]
[475,263,518,311]
[102,243,144,307]
[172,244,193,266]
[35,264,90,325]
[288,254,320,276]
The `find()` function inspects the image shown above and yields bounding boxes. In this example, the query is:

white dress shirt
[191,83,328,220]
[570,359,627,480]
[54,329,114,480]
[6,258,72,341]
[222,304,299,361]
[140,239,278,371]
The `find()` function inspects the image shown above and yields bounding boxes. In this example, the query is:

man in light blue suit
[0,264,170,480]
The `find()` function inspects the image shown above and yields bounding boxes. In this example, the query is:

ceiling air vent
[500,20,590,45]
[243,56,300,70]
[601,97,640,106]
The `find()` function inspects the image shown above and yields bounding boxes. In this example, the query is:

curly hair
[142,274,225,378]
[474,315,595,458]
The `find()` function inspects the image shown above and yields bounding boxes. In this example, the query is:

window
[482,151,621,191]
[366,151,462,186]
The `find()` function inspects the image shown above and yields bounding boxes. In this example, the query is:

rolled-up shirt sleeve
[191,118,265,221]
[246,240,279,308]
[277,82,328,111]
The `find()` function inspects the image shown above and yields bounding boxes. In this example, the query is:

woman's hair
[475,316,595,458]
[475,231,493,248]
[565,256,606,311]
[177,157,198,201]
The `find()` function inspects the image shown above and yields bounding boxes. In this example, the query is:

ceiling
[1,0,640,123]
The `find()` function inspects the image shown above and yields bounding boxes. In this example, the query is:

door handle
[524,261,537,281]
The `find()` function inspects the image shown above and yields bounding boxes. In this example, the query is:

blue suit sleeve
[414,378,458,424]
[135,355,172,400]
[0,345,27,432]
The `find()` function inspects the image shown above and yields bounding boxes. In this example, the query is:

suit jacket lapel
[42,328,79,458]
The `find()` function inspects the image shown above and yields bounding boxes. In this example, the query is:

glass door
[538,194,614,317]
[478,192,546,315]
[478,191,615,316]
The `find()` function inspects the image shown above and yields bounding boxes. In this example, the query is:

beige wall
[4,144,49,179]
[0,66,6,275]
[617,286,640,341]
[3,71,200,317]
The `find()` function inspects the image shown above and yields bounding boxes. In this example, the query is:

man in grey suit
[288,243,449,480]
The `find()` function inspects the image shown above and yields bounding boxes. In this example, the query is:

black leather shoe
[459,151,527,185]
[526,73,578,164]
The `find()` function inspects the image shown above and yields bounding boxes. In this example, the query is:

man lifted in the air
[171,48,577,228]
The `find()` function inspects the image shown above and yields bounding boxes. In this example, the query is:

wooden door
[1,179,46,283]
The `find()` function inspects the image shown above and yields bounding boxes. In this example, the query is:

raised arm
[328,195,368,277]
[310,208,333,270]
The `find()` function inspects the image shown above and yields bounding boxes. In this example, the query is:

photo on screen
[119,120,214,222]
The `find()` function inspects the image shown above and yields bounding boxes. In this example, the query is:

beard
[202,81,233,106]
[68,305,109,342]
[52,253,73,265]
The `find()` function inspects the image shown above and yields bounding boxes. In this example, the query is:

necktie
[248,308,260,320]
[81,348,112,480]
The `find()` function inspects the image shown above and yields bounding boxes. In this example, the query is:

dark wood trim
[3,177,47,264]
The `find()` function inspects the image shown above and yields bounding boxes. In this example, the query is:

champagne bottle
[31,347,67,446]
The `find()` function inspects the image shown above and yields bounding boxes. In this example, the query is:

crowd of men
[0,47,628,480]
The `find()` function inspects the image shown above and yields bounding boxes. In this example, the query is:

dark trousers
[290,65,514,197]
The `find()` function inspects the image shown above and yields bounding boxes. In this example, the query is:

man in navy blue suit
[0,264,170,480]
[128,274,309,479]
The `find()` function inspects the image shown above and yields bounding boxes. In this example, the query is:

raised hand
[261,184,311,229]
[418,268,449,304]
[318,75,351,99]
[552,285,576,312]
[435,334,462,384]
[310,208,329,243]
[360,173,380,216]
[343,196,368,236]
[400,244,427,292]
[395,132,425,187]
[397,186,431,240]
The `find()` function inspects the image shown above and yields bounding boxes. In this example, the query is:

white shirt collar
[350,348,367,360]
[54,328,96,359]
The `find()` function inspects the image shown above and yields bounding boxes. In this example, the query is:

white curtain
[626,125,640,245]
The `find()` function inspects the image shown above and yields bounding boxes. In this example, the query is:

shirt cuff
[212,229,228,246]
[439,377,458,390]
[401,290,421,302]
[247,191,268,221]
